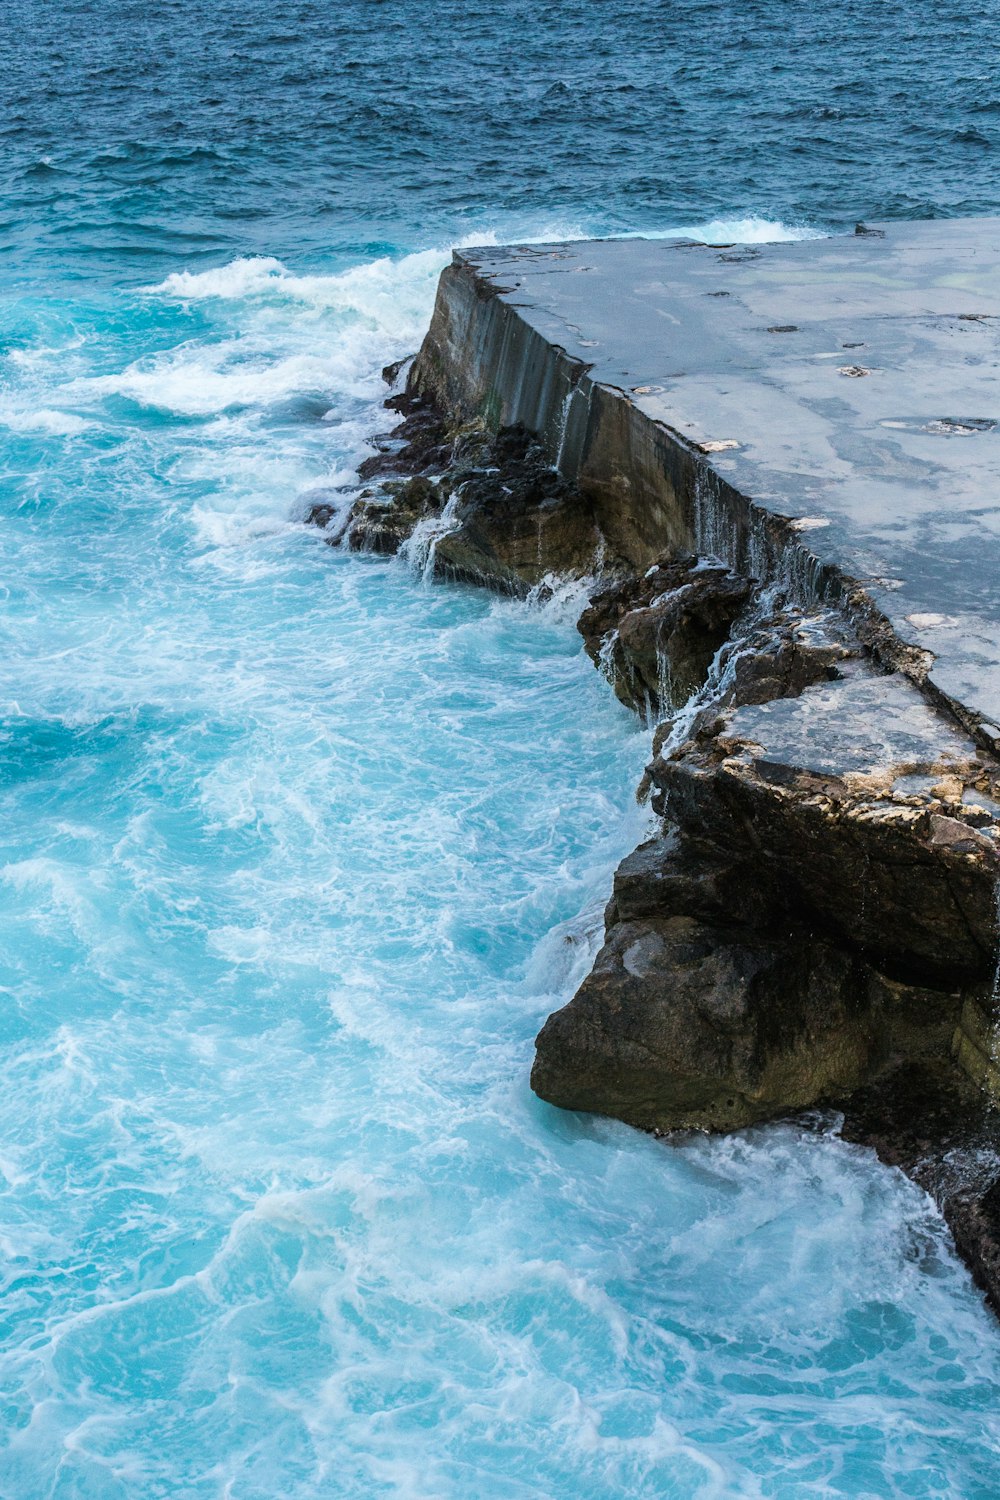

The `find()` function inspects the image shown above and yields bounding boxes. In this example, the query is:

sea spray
[398,488,463,583]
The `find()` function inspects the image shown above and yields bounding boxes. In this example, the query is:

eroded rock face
[715,605,858,707]
[532,656,1000,1134]
[346,476,443,555]
[578,557,752,717]
[652,674,1000,985]
[579,564,863,731]
[431,429,603,593]
[309,391,609,592]
[532,864,885,1133]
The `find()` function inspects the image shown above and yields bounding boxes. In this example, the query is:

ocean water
[3,4,1000,1498]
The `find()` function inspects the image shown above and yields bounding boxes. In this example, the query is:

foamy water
[1,226,999,1499]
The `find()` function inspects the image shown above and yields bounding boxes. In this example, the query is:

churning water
[3,3,1000,1496]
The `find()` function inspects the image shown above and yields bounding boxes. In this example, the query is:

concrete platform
[449,221,1000,745]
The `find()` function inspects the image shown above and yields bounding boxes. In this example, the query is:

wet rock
[651,673,1000,986]
[532,909,884,1133]
[432,434,603,592]
[534,665,1000,1137]
[578,557,752,717]
[318,404,607,592]
[579,566,859,725]
[381,355,413,387]
[306,499,340,531]
[346,475,443,555]
[839,1057,1000,1315]
[631,599,863,798]
[355,405,450,482]
[721,606,857,705]
[604,829,771,931]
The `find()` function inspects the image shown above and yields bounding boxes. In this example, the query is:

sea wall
[413,255,796,576]
[411,260,694,567]
[411,253,947,703]
[321,232,1000,1312]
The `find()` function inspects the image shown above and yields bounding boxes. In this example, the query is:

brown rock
[578,557,751,717]
[346,476,444,556]
[532,913,882,1132]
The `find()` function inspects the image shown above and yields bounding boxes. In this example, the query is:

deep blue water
[3,3,1000,1497]
[4,0,1000,281]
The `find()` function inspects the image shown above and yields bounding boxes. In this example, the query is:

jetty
[341,220,1000,1309]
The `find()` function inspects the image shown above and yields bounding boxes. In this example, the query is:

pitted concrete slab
[457,221,1000,741]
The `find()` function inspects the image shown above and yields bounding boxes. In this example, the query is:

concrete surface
[456,222,1000,742]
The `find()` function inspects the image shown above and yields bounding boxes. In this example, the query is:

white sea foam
[146,246,450,345]
[617,215,826,244]
[69,343,370,415]
[8,334,88,367]
[0,404,90,435]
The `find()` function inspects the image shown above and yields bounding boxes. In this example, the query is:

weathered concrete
[413,221,1000,751]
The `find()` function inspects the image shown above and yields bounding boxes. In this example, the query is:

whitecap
[0,405,91,435]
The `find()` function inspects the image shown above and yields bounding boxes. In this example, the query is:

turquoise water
[4,4,1000,1497]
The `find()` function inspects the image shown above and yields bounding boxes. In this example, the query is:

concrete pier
[361,221,1000,1311]
[415,220,1000,748]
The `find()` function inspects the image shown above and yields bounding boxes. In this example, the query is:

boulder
[346,476,443,556]
[532,907,882,1134]
[652,674,1000,986]
[319,412,609,592]
[432,440,603,592]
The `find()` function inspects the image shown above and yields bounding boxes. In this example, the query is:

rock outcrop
[310,398,610,594]
[577,557,752,718]
[533,662,1000,1131]
[531,591,1000,1311]
[323,247,1000,1310]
